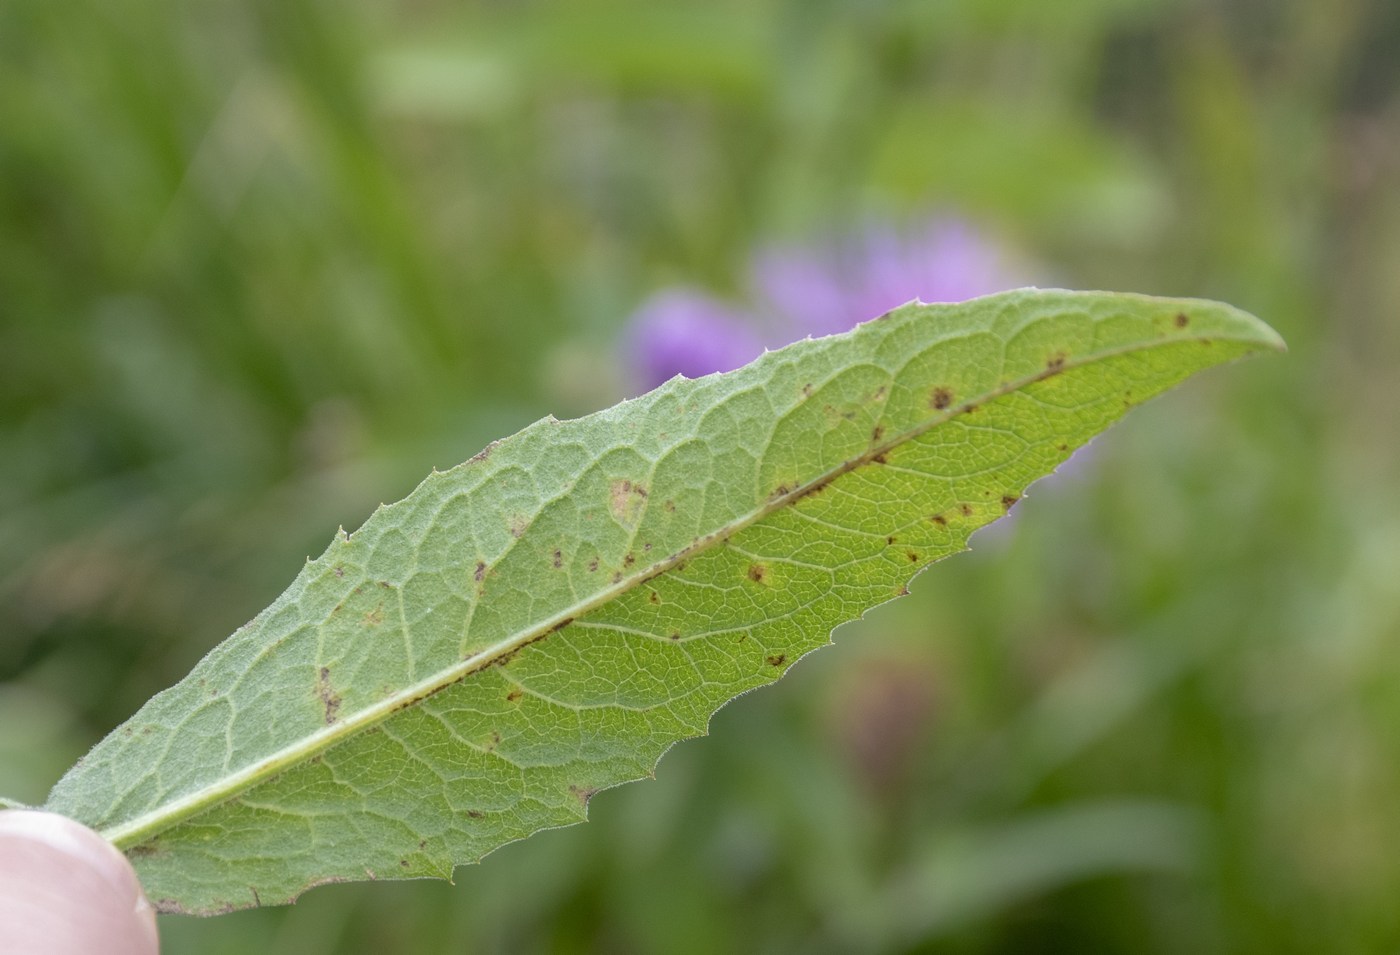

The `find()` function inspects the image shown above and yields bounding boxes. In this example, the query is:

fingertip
[0,810,159,955]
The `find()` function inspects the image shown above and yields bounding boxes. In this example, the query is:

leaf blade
[42,289,1282,914]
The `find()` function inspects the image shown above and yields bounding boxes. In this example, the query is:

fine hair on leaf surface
[27,289,1283,915]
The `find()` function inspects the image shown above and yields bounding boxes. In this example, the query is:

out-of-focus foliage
[0,0,1396,951]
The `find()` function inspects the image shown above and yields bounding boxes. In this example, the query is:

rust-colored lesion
[317,667,342,725]
[609,479,649,524]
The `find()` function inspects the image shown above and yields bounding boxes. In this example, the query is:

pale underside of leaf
[39,290,1282,914]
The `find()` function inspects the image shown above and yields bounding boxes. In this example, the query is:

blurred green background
[2,0,1398,951]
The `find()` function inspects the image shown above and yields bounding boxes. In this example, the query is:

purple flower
[624,218,1020,391]
[625,289,766,391]
[754,219,1017,340]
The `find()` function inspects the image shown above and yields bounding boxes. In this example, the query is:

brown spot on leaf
[317,666,342,724]
[623,552,636,568]
[400,860,410,868]
[609,479,645,524]
[766,654,786,667]
[587,557,599,573]
[669,631,681,641]
[930,514,948,526]
[872,453,888,464]
[905,550,920,563]
[569,784,600,807]
[931,387,953,410]
[467,810,483,819]
[871,424,885,442]
[664,499,676,513]
[959,503,973,517]
[802,383,814,398]
[506,689,523,702]
[1001,495,1019,511]
[649,591,660,604]
[509,516,528,538]
[552,549,563,569]
[1175,312,1190,328]
[474,561,486,582]
[747,563,767,584]
[362,605,384,628]
[334,566,344,578]
[1046,352,1067,372]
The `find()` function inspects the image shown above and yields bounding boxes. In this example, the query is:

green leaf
[39,290,1282,915]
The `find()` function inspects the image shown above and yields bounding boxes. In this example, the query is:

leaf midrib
[100,329,1243,851]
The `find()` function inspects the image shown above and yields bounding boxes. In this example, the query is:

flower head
[755,219,1017,340]
[624,289,765,391]
[624,218,1020,391]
